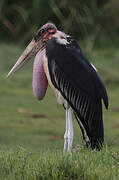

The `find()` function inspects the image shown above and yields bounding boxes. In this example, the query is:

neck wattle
[32,48,48,100]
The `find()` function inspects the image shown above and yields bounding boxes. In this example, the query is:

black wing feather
[46,38,108,149]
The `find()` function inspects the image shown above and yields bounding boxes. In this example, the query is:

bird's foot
[64,138,73,153]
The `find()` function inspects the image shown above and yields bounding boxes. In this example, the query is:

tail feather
[74,101,104,150]
[89,101,104,149]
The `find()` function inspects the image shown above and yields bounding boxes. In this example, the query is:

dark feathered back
[46,37,108,149]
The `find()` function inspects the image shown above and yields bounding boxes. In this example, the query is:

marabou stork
[7,23,108,153]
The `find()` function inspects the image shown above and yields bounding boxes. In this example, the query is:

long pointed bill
[7,38,45,77]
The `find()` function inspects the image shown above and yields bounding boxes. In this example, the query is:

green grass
[0,43,119,179]
[0,146,118,180]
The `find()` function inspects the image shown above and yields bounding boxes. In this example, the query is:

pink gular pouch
[32,49,48,100]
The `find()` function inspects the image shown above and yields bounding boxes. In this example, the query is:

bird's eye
[49,31,55,35]
[47,26,56,34]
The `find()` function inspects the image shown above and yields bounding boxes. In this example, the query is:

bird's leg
[67,108,74,153]
[64,108,74,153]
[64,109,69,152]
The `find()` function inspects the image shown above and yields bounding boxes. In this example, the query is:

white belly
[43,55,69,108]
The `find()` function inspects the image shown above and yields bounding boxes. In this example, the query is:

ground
[0,43,118,179]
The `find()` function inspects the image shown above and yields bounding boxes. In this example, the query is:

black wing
[46,37,108,149]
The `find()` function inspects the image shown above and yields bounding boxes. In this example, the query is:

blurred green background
[0,0,119,45]
[0,0,119,151]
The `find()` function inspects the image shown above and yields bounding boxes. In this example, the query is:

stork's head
[7,23,65,77]
[34,23,57,43]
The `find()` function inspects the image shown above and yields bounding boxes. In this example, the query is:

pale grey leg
[64,108,74,153]
[64,109,69,151]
